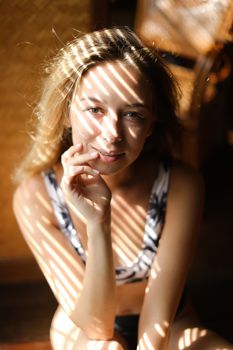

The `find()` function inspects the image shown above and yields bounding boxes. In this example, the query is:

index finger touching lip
[63,144,83,160]
[66,151,99,166]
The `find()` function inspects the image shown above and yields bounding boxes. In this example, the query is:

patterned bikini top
[43,162,171,285]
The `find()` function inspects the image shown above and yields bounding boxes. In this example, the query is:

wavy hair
[15,26,181,182]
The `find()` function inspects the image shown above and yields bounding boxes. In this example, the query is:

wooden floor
[0,282,57,347]
[0,341,52,350]
[1,145,233,348]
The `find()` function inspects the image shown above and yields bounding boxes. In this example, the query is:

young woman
[13,27,233,350]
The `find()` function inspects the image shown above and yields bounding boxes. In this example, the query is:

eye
[124,111,144,121]
[86,107,104,115]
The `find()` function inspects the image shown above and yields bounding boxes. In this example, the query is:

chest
[50,160,168,271]
[69,188,150,267]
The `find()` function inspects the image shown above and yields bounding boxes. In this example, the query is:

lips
[92,147,124,157]
[91,147,125,163]
[99,150,123,157]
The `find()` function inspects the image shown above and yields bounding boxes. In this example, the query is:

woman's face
[69,60,155,175]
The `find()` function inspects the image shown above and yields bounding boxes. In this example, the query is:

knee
[50,305,81,349]
[50,306,127,350]
[86,340,126,350]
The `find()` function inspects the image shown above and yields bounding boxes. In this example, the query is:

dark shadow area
[110,0,137,28]
[188,143,233,343]
[0,282,57,343]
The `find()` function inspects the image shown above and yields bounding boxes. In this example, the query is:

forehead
[77,61,152,105]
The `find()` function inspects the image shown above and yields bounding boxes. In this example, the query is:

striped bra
[43,162,170,285]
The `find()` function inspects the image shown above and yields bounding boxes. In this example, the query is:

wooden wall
[0,0,92,283]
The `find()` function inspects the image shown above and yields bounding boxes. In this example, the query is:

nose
[102,112,123,143]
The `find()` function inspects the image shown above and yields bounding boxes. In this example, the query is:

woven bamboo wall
[0,0,91,282]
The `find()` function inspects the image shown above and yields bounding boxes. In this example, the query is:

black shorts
[115,314,139,350]
[114,289,187,349]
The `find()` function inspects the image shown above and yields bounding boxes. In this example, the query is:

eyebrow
[126,103,150,110]
[79,97,150,110]
[80,97,104,103]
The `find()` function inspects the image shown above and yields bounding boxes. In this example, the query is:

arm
[13,147,116,340]
[73,219,116,339]
[59,144,116,338]
[137,163,205,350]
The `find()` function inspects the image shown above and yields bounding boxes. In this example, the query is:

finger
[67,165,100,179]
[66,151,99,166]
[61,166,99,195]
[61,144,83,164]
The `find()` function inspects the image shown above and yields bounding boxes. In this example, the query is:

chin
[96,165,123,176]
[89,159,129,175]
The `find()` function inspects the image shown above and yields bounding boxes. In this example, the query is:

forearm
[69,220,116,339]
[137,326,170,350]
[137,306,171,350]
[137,338,168,350]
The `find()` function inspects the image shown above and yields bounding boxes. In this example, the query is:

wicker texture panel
[135,0,233,57]
[0,0,91,266]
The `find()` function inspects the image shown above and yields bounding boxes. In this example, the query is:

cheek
[71,113,101,140]
[126,124,152,155]
[127,124,150,142]
[128,127,138,139]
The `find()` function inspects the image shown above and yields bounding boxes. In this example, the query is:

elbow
[68,303,115,340]
[69,314,114,341]
[85,327,114,341]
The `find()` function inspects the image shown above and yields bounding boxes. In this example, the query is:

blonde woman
[13,27,233,350]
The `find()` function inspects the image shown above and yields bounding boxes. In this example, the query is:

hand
[60,144,111,224]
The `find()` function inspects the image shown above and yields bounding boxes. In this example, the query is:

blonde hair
[15,26,180,183]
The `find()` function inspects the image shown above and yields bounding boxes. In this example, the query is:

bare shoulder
[13,172,56,225]
[162,160,205,248]
[169,160,205,199]
[166,160,205,222]
[13,173,46,207]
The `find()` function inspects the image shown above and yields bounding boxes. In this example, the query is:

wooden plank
[0,258,44,284]
[0,341,52,350]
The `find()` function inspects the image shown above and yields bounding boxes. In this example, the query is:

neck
[102,155,158,191]
[102,165,134,191]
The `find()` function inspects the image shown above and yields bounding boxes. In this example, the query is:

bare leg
[50,306,128,350]
[169,307,233,350]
